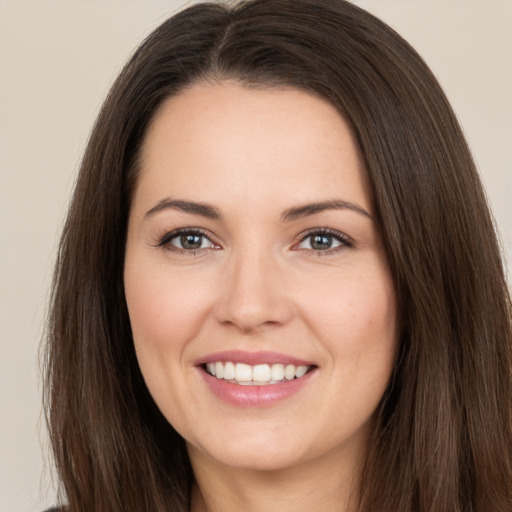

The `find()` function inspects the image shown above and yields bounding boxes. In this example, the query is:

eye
[158,229,218,252]
[294,229,352,252]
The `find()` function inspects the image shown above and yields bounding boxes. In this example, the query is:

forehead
[134,81,371,215]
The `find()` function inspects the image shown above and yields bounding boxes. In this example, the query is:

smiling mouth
[203,362,315,386]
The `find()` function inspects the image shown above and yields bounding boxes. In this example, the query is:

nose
[213,247,294,333]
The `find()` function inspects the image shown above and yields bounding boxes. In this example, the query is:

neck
[188,445,362,512]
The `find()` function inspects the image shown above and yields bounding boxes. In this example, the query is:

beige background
[1,1,511,510]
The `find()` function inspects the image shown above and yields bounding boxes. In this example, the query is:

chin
[187,429,313,473]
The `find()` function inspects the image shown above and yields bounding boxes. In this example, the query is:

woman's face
[124,82,397,475]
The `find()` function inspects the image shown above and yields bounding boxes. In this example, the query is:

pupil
[311,234,332,250]
[181,234,202,250]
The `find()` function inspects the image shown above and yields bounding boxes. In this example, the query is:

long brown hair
[43,1,512,510]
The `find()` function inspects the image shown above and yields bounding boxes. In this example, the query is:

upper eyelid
[296,228,353,244]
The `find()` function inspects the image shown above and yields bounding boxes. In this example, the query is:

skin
[124,81,398,512]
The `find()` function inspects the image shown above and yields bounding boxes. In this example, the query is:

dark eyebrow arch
[145,199,221,220]
[281,200,372,222]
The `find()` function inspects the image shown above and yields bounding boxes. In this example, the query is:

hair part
[44,1,512,511]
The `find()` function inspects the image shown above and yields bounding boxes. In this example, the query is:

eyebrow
[144,198,372,222]
[281,200,372,222]
[145,199,221,219]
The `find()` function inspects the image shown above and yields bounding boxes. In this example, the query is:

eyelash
[155,227,353,255]
[156,228,218,255]
[293,228,354,254]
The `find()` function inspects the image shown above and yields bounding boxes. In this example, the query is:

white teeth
[235,363,252,382]
[223,361,235,380]
[205,361,311,385]
[253,364,270,382]
[296,365,308,378]
[270,363,284,381]
[284,364,295,380]
[215,361,224,379]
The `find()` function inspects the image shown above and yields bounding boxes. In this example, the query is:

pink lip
[198,367,316,407]
[194,351,318,408]
[194,350,315,367]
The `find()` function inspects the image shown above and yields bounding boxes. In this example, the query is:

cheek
[124,260,211,352]
[302,269,396,341]
[297,261,398,393]
[123,259,211,425]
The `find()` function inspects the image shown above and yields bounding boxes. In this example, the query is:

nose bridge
[215,237,292,332]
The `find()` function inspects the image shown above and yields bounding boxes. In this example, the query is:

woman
[43,0,512,511]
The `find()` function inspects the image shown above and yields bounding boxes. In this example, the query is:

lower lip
[199,368,315,407]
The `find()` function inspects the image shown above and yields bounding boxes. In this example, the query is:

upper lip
[194,350,316,367]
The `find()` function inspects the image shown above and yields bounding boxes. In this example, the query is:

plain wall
[1,1,510,510]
